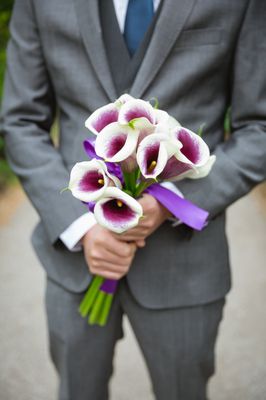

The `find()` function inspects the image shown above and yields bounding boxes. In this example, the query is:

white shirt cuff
[60,213,97,252]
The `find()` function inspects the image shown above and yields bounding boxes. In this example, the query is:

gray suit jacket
[1,0,266,308]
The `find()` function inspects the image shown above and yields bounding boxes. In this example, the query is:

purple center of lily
[177,129,200,164]
[93,110,118,133]
[144,143,159,174]
[79,171,105,191]
[102,200,135,223]
[125,108,153,124]
[160,156,191,179]
[107,134,127,158]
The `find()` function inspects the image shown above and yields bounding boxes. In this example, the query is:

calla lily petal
[160,127,214,181]
[172,127,210,166]
[168,115,181,130]
[154,109,169,125]
[132,117,156,142]
[95,122,139,162]
[155,110,181,135]
[69,159,121,202]
[85,103,119,135]
[118,99,156,125]
[94,187,143,233]
[136,134,171,179]
[173,155,216,181]
[158,156,194,181]
[114,94,135,107]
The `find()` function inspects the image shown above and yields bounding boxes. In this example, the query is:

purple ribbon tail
[146,184,209,231]
[100,279,118,295]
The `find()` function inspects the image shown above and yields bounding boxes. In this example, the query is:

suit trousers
[45,277,225,400]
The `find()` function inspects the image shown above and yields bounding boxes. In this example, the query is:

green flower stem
[79,276,104,317]
[123,170,130,191]
[88,290,107,325]
[197,123,205,137]
[135,180,153,198]
[135,168,141,182]
[98,294,114,326]
[123,170,138,193]
[129,171,137,193]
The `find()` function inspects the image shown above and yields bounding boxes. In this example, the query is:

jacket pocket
[174,28,223,49]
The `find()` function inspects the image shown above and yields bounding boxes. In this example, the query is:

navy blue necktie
[124,0,154,56]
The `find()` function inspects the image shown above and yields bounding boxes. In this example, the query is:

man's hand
[114,194,172,243]
[82,224,138,280]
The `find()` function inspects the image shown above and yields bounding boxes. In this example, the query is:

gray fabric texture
[1,0,266,308]
[45,277,225,400]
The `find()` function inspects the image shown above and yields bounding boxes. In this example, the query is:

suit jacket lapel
[74,0,117,101]
[130,0,197,98]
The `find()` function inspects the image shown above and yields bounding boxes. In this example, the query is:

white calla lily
[95,122,139,163]
[94,187,143,233]
[118,99,156,126]
[136,133,182,179]
[160,127,214,181]
[68,159,121,202]
[171,127,210,166]
[85,103,119,135]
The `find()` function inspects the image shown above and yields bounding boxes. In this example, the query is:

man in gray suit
[1,0,266,399]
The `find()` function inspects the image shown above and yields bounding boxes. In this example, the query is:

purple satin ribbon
[146,184,209,231]
[100,279,118,294]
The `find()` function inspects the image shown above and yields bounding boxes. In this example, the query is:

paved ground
[0,185,266,400]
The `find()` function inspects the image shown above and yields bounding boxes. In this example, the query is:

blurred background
[0,2,266,399]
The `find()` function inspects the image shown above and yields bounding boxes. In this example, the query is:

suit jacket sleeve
[177,0,266,220]
[0,0,86,244]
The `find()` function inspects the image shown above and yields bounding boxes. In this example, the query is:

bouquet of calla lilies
[67,94,215,326]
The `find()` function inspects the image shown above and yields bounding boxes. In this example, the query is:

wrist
[81,224,95,246]
[158,202,172,220]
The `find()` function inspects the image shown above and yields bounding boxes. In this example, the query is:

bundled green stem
[79,276,114,326]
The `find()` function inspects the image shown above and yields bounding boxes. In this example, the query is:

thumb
[135,239,146,248]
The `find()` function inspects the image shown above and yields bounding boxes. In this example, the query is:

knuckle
[89,265,96,274]
[94,237,102,246]
[125,246,131,257]
[92,260,100,268]
[121,248,130,257]
[90,250,98,259]
[146,220,153,229]
[125,248,131,257]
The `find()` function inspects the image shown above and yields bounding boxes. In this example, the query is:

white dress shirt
[60,0,181,251]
